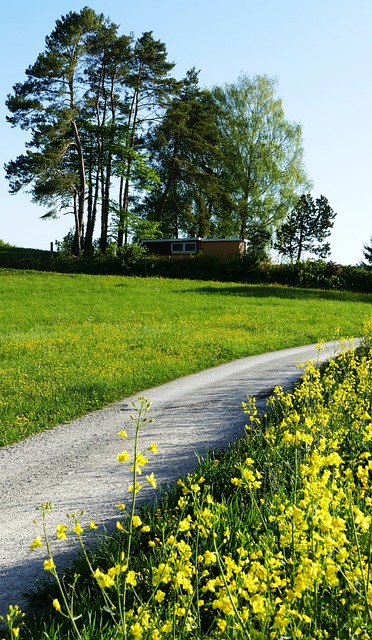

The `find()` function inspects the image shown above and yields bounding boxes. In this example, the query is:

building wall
[199,240,245,258]
[141,240,171,255]
[142,239,246,258]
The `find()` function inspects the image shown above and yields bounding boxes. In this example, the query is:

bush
[1,246,372,293]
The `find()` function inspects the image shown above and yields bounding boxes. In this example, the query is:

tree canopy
[5,7,313,257]
[274,193,337,262]
[210,75,310,241]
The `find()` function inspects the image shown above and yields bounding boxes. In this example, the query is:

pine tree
[275,194,336,262]
[143,69,220,237]
[362,237,372,269]
[5,8,107,256]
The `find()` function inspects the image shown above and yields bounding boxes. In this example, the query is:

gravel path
[0,340,352,618]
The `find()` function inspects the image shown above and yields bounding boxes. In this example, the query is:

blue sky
[0,0,371,264]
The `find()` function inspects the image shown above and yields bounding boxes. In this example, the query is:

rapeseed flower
[130,622,143,639]
[117,450,131,463]
[74,522,84,535]
[128,481,142,494]
[154,589,165,603]
[25,342,372,639]
[93,568,115,589]
[146,472,157,488]
[30,536,43,549]
[126,570,137,587]
[43,558,56,572]
[56,524,67,539]
[132,515,142,528]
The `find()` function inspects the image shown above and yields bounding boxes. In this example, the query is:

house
[141,238,248,259]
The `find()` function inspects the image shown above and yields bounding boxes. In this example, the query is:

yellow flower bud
[53,598,61,612]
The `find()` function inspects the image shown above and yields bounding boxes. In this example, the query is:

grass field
[1,269,371,447]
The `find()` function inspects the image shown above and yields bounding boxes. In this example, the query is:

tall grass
[1,270,371,446]
[7,339,371,639]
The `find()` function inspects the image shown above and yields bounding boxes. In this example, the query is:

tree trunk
[159,140,179,221]
[117,80,140,247]
[71,119,86,257]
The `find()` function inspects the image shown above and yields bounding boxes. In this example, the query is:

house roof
[141,238,247,243]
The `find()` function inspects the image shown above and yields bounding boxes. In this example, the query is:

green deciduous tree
[275,193,337,262]
[210,74,310,242]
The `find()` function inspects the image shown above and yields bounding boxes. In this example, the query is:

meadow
[1,269,372,447]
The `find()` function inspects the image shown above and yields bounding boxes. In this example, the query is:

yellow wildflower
[204,550,217,565]
[146,472,157,488]
[126,570,137,586]
[131,452,149,474]
[93,568,115,589]
[30,536,43,550]
[74,523,84,535]
[128,482,142,494]
[217,619,227,632]
[231,477,243,487]
[179,515,192,531]
[353,506,371,531]
[154,589,166,603]
[56,524,67,539]
[190,483,201,493]
[132,515,142,528]
[212,595,235,616]
[131,622,143,639]
[250,593,267,618]
[117,450,131,463]
[43,558,56,572]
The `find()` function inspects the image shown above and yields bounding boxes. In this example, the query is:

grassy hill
[0,269,371,446]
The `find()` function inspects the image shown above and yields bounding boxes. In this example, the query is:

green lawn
[1,269,371,446]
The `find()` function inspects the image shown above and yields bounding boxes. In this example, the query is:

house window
[171,241,197,254]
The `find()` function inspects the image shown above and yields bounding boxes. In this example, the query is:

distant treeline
[5,8,311,258]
